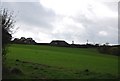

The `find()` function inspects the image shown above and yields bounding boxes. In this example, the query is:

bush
[98,46,110,54]
[1,8,15,60]
[98,46,120,56]
[109,47,120,56]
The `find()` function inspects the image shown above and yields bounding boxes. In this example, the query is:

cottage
[50,40,69,47]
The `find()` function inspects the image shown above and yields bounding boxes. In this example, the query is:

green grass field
[4,44,118,79]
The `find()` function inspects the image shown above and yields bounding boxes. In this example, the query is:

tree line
[11,37,36,44]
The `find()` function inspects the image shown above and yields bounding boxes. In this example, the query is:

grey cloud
[70,10,117,44]
[2,2,56,30]
[50,10,118,44]
[1,1,118,44]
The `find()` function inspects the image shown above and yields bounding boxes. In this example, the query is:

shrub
[98,46,110,54]
[98,46,120,56]
[109,47,120,56]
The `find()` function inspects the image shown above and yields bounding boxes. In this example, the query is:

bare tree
[0,8,15,59]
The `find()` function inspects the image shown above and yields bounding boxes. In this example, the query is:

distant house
[50,40,69,47]
[26,38,36,44]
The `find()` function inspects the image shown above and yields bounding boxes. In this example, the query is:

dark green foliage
[98,46,109,54]
[98,46,120,56]
[1,8,15,57]
[2,28,12,59]
[109,47,120,56]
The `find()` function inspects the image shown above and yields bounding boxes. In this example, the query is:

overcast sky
[1,0,118,45]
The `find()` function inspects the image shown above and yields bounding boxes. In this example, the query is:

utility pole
[87,40,88,44]
[72,41,74,44]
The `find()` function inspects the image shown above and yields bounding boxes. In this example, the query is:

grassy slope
[5,44,118,79]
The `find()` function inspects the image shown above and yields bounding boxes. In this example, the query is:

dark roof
[50,40,69,47]
[51,40,66,42]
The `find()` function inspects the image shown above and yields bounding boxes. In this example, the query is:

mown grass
[4,44,118,79]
